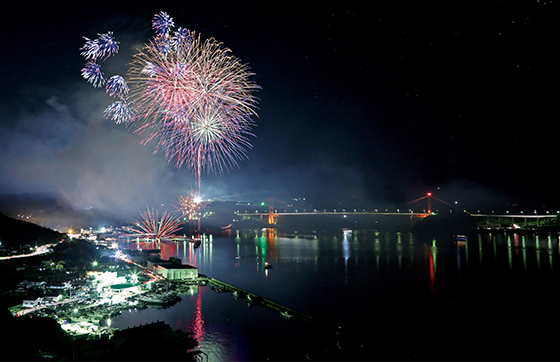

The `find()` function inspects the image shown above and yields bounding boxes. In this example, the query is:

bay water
[113,227,560,360]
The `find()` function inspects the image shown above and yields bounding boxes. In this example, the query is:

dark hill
[0,211,65,249]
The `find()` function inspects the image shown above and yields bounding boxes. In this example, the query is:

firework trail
[124,207,183,241]
[80,11,260,191]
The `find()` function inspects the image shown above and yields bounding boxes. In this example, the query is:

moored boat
[281,311,293,320]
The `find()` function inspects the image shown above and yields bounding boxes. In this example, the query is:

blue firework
[172,28,193,53]
[80,37,100,60]
[104,100,134,124]
[81,61,106,88]
[97,31,120,59]
[153,35,172,56]
[152,11,174,37]
[106,75,129,97]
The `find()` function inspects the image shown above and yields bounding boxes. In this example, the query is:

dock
[208,278,313,322]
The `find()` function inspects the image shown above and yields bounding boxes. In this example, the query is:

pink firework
[127,30,260,187]
[124,208,183,241]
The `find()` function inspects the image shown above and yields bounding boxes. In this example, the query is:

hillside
[0,212,64,249]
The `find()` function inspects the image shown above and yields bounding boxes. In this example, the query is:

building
[22,298,42,308]
[147,257,198,280]
[16,280,46,293]
[156,264,198,280]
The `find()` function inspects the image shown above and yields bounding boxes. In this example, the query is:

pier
[208,278,313,322]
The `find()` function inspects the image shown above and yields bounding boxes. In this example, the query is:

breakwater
[208,278,313,322]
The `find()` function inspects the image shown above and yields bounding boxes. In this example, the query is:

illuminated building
[147,257,198,280]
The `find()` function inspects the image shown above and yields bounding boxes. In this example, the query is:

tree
[55,260,65,271]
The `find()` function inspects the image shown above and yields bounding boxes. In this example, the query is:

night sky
[1,1,558,218]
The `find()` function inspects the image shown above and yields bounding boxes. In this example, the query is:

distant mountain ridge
[0,192,128,231]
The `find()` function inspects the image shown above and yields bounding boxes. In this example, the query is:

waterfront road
[14,297,80,317]
[0,243,56,260]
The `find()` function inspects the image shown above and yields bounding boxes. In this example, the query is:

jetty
[208,278,313,322]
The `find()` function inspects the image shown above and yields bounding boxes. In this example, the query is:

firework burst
[124,208,183,241]
[81,61,106,88]
[127,30,259,179]
[80,11,259,192]
[174,188,209,221]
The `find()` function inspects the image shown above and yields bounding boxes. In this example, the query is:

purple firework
[152,11,174,37]
[80,31,119,60]
[81,61,106,87]
[172,28,193,54]
[153,35,172,56]
[80,37,100,60]
[106,75,129,97]
[97,31,120,59]
[104,101,134,124]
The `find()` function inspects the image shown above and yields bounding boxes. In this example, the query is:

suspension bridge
[236,193,558,226]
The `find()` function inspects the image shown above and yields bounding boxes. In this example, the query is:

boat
[246,293,260,306]
[264,262,272,270]
[342,228,352,235]
[281,311,293,320]
[246,293,259,303]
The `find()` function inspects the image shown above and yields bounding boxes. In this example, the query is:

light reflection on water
[114,230,560,360]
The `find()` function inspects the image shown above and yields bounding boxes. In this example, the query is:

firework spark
[124,208,183,241]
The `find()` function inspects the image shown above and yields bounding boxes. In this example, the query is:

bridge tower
[427,192,432,214]
[268,197,276,225]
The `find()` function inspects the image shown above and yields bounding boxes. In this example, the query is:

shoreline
[13,277,209,338]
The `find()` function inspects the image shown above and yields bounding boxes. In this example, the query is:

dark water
[113,228,560,360]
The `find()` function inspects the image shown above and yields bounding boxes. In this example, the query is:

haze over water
[113,224,560,360]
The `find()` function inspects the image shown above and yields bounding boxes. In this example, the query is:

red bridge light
[427,192,432,196]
